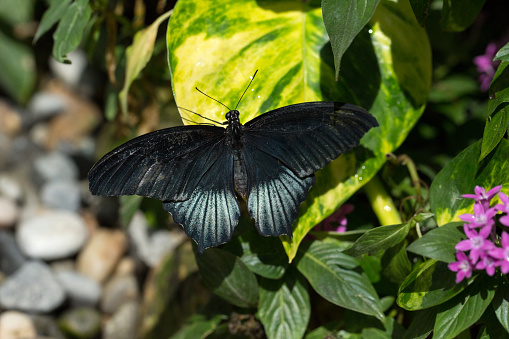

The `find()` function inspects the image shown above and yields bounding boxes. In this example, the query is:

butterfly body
[89,101,378,253]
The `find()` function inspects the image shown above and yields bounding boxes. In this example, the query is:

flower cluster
[448,186,509,283]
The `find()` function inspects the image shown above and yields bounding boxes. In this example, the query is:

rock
[31,315,66,339]
[58,307,102,339]
[128,212,185,267]
[50,50,88,89]
[0,261,66,312]
[77,228,127,283]
[114,257,136,276]
[27,91,67,121]
[0,231,26,275]
[33,152,79,183]
[0,100,22,136]
[41,179,82,211]
[101,274,139,314]
[103,301,139,339]
[16,210,88,260]
[0,197,19,228]
[0,174,23,202]
[0,311,37,339]
[56,270,102,307]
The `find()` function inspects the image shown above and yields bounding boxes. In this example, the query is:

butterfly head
[225,109,240,124]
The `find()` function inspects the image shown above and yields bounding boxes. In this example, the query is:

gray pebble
[0,261,66,312]
[101,274,138,314]
[58,307,102,339]
[41,179,82,211]
[103,301,139,339]
[56,270,102,307]
[33,152,79,183]
[0,231,26,275]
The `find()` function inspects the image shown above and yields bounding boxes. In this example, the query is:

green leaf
[295,241,384,320]
[0,0,34,25]
[397,260,466,311]
[239,229,288,280]
[481,62,509,161]
[119,10,172,117]
[321,0,379,80]
[493,278,509,333]
[0,30,36,103]
[494,42,509,62]
[195,248,258,308]
[434,277,495,339]
[304,322,344,339]
[430,139,509,226]
[402,306,437,339]
[381,241,412,285]
[52,0,92,63]
[409,0,431,26]
[33,0,71,44]
[171,314,225,339]
[344,221,413,259]
[440,0,486,32]
[477,308,509,339]
[166,0,431,261]
[406,222,465,263]
[258,268,310,339]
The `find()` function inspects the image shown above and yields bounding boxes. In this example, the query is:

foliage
[6,0,509,337]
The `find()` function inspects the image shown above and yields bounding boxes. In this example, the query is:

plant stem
[364,175,402,225]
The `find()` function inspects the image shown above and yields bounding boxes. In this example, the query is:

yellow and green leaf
[167,0,431,261]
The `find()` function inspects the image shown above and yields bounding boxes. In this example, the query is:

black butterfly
[88,72,378,253]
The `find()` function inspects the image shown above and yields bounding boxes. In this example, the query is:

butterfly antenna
[181,116,216,127]
[235,69,258,110]
[178,106,223,125]
[195,87,232,111]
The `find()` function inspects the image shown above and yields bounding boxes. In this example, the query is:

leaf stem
[364,175,402,226]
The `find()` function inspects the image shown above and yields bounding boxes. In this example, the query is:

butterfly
[88,71,378,253]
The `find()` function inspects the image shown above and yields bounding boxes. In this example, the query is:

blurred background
[0,0,508,338]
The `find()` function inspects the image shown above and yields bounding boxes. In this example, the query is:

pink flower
[475,251,498,276]
[495,192,509,227]
[320,204,354,233]
[489,232,509,274]
[459,203,497,229]
[462,185,502,210]
[455,224,495,263]
[449,251,474,283]
[473,43,501,91]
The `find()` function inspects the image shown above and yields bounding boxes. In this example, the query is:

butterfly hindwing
[89,126,225,202]
[242,145,315,238]
[163,139,240,253]
[244,102,378,178]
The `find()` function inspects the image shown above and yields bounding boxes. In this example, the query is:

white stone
[16,210,88,260]
[0,197,19,228]
[41,179,81,211]
[0,311,37,339]
[27,91,67,120]
[49,49,88,87]
[0,175,23,201]
[55,270,102,307]
[33,152,79,182]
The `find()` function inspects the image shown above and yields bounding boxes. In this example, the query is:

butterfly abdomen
[233,150,248,198]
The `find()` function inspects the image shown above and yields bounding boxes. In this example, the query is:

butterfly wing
[89,125,225,202]
[244,102,378,178]
[242,145,315,238]
[163,139,240,253]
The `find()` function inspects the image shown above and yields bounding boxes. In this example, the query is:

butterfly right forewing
[89,125,225,202]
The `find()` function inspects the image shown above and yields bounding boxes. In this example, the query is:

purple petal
[456,240,472,251]
[489,247,505,259]
[501,262,509,274]
[459,213,475,223]
[500,215,509,227]
[462,193,479,200]
[479,225,493,238]
[487,185,503,198]
[449,262,460,272]
[501,232,509,248]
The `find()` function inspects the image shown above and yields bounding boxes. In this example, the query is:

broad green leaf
[304,322,344,339]
[381,241,412,284]
[52,0,92,63]
[494,42,509,62]
[406,222,465,263]
[480,62,509,161]
[239,229,288,280]
[33,0,71,44]
[430,139,509,226]
[258,268,310,339]
[295,241,384,320]
[0,30,36,103]
[493,278,509,333]
[167,0,430,261]
[0,0,34,25]
[397,260,465,311]
[434,277,495,339]
[402,306,437,339]
[322,0,379,79]
[409,0,431,26]
[477,308,509,339]
[119,10,172,116]
[440,0,486,32]
[344,221,413,259]
[195,248,258,308]
[171,314,225,339]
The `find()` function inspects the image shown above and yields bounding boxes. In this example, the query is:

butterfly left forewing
[244,102,378,178]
